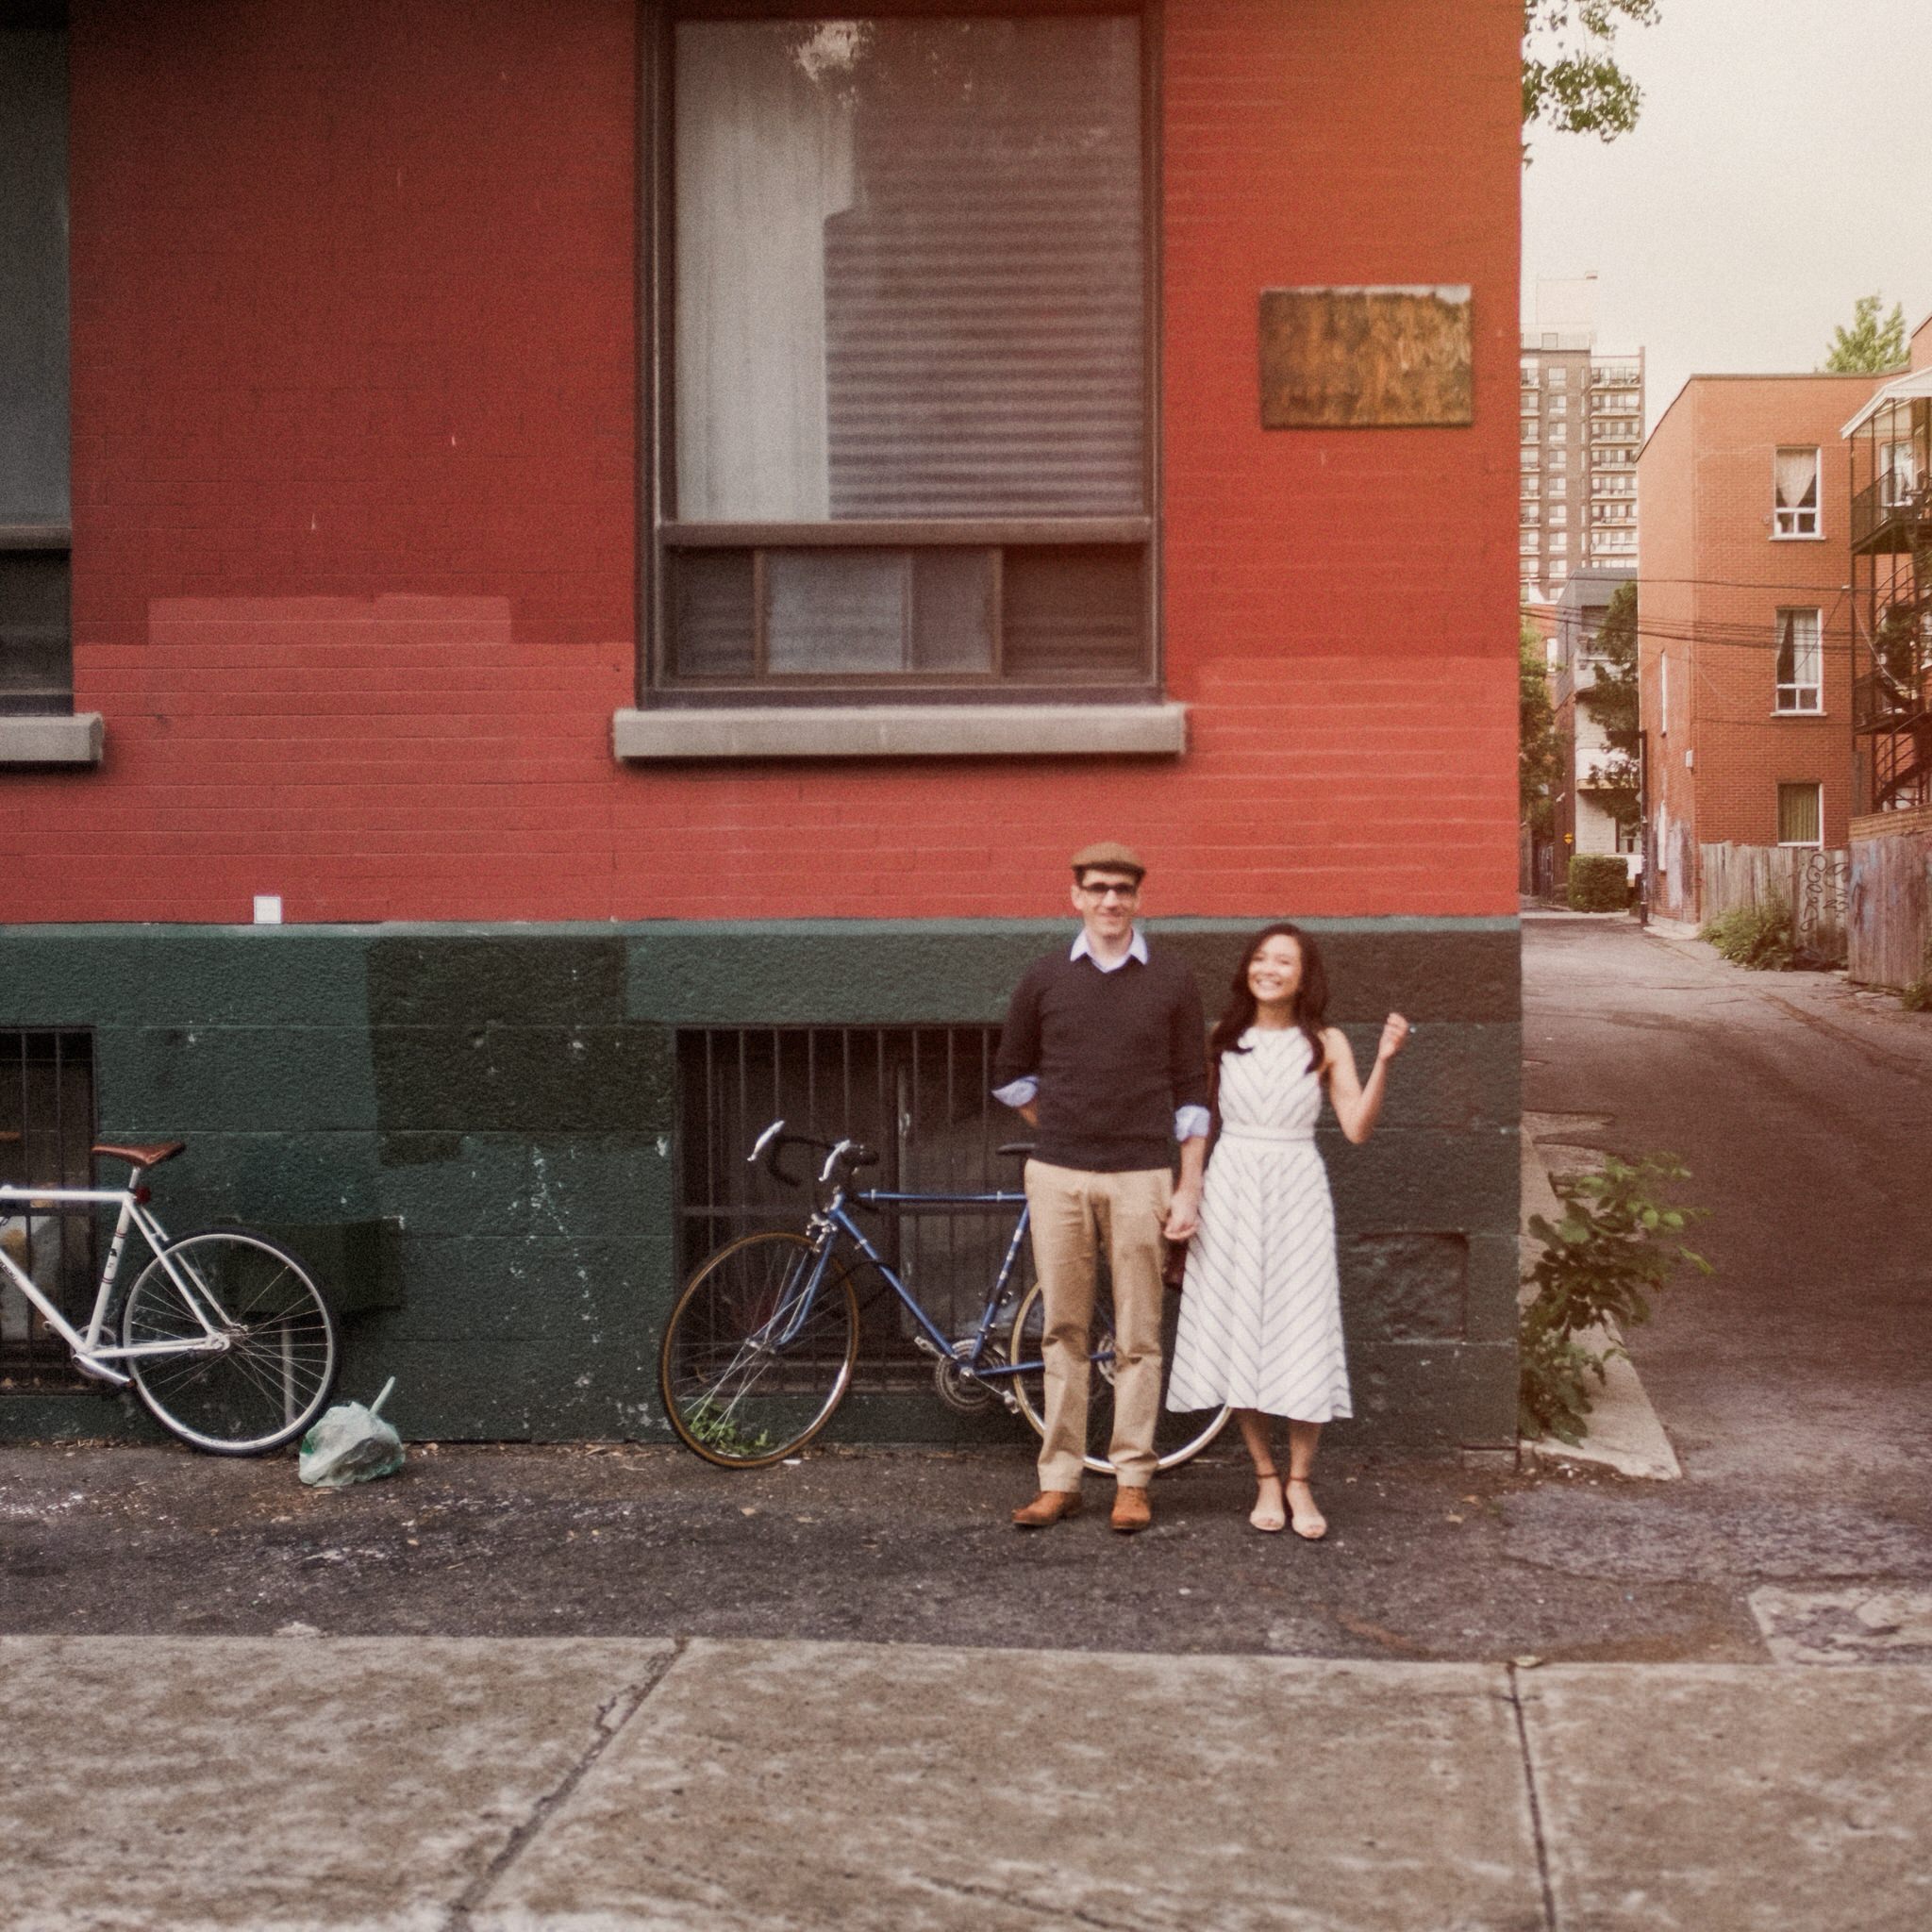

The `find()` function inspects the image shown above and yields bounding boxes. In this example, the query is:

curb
[1518,1128,1682,1481]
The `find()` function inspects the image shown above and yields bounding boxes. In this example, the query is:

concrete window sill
[0,713,104,766]
[612,703,1188,761]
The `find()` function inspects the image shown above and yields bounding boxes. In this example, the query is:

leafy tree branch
[1523,1,1660,145]
[1577,581,1641,835]
[1521,614,1560,835]
[1823,292,1908,375]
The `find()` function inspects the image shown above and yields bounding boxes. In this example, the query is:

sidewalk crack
[443,1638,686,1930]
[1506,1662,1559,1932]
[918,1873,1152,1932]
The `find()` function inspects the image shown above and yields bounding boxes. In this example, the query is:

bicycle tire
[659,1231,859,1469]
[120,1228,339,1456]
[1007,1277,1230,1474]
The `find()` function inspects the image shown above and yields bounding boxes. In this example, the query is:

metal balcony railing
[1851,476,1932,550]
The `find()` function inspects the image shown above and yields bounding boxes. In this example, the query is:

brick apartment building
[1638,373,1881,920]
[1,1,1524,1448]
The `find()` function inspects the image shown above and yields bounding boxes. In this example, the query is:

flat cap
[1069,841,1145,879]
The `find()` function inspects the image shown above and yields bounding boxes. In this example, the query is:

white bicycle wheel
[1008,1278,1230,1474]
[121,1229,338,1455]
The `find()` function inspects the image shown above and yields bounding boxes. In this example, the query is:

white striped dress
[1164,1028,1352,1423]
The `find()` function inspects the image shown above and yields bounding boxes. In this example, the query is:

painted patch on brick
[1258,286,1474,429]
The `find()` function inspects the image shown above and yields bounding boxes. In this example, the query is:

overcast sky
[1522,0,1932,433]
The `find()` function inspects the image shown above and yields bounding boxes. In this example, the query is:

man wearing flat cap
[992,842,1208,1534]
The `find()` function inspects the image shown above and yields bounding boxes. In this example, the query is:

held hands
[1376,1013,1412,1064]
[1165,1183,1202,1242]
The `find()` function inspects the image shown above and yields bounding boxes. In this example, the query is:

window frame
[1,12,82,743]
[640,0,1163,708]
[1774,606,1824,714]
[1773,445,1822,540]
[1776,780,1824,848]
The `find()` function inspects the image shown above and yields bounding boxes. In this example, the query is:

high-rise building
[1518,282,1642,604]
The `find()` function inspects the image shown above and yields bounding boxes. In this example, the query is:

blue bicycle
[658,1120,1230,1471]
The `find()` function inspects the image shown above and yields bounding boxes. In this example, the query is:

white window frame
[1773,446,1822,539]
[1774,608,1823,714]
[1776,781,1824,848]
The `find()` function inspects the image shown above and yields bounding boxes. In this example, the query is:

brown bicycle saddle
[91,1141,187,1169]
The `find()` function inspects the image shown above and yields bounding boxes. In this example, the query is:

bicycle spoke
[659,1232,858,1467]
[122,1232,337,1454]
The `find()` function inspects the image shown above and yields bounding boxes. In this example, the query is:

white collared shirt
[1070,926,1148,973]
[993,926,1210,1141]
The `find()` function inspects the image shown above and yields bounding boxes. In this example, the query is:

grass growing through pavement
[1520,1154,1711,1446]
[1700,900,1795,971]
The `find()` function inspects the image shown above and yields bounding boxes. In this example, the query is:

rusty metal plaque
[1259,285,1473,428]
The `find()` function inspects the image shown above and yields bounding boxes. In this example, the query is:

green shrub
[1566,854,1631,911]
[1520,1154,1710,1445]
[1700,899,1794,970]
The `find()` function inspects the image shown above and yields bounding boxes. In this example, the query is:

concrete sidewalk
[5,1637,1929,1931]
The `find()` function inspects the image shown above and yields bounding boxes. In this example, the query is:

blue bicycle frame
[745,1127,1117,1396]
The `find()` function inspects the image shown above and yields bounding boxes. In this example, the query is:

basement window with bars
[652,8,1155,699]
[1774,608,1823,712]
[677,1025,1026,1390]
[0,1030,95,1388]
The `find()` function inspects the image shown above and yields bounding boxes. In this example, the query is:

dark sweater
[992,946,1208,1172]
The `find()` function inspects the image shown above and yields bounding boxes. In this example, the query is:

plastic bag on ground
[298,1376,406,1488]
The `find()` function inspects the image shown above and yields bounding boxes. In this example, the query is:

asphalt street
[3,917,1928,1667]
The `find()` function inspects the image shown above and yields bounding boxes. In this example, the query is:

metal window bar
[0,1029,96,1387]
[676,1024,1017,1393]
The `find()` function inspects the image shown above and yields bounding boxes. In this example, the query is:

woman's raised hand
[1377,1013,1411,1062]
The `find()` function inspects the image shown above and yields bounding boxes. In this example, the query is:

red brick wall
[1639,374,1879,916]
[10,0,1521,924]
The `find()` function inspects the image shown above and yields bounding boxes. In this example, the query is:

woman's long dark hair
[1207,924,1331,1108]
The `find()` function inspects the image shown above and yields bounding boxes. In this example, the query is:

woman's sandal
[1249,1468,1286,1534]
[1285,1475,1328,1542]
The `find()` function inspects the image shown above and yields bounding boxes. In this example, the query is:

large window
[1774,608,1823,712]
[0,1028,94,1387]
[0,12,71,716]
[654,8,1153,697]
[1774,447,1820,538]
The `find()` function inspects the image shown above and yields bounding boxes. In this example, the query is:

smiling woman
[1168,924,1409,1541]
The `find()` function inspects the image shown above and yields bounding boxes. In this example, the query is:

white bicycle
[0,1133,338,1454]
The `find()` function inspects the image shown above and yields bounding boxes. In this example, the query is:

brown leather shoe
[1011,1489,1083,1528]
[1109,1486,1152,1534]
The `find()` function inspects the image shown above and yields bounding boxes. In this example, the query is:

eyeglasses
[1077,881,1140,901]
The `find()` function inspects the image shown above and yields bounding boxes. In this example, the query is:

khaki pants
[1024,1159,1172,1491]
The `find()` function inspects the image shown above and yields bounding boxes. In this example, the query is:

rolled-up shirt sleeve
[992,962,1045,1111]
[1174,1104,1211,1143]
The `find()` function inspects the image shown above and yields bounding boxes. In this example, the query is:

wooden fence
[1697,843,1849,962]
[1847,807,1932,989]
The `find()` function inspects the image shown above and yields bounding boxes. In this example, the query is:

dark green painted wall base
[1,918,1521,1450]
